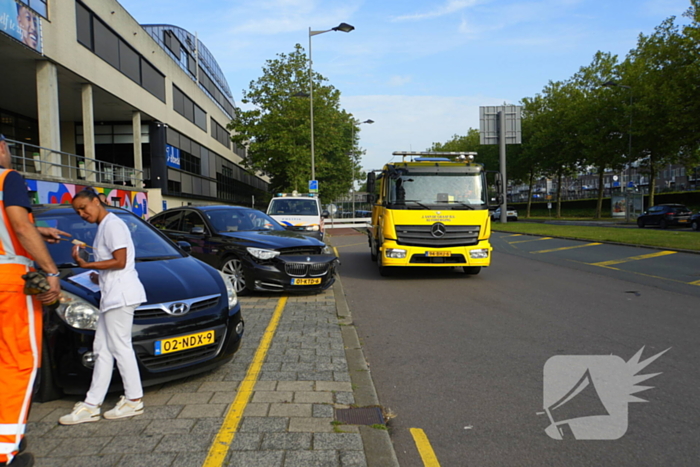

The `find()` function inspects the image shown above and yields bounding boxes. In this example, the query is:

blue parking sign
[309,180,318,193]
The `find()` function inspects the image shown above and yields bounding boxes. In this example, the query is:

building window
[19,0,46,18]
[173,85,207,131]
[211,118,230,149]
[75,2,165,102]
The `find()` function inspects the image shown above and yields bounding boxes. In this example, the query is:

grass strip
[493,222,700,252]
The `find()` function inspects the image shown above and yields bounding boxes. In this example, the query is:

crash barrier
[325,217,370,229]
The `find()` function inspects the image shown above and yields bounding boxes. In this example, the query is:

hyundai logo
[167,302,190,315]
[431,222,447,238]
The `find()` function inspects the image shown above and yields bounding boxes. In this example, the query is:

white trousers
[85,305,143,405]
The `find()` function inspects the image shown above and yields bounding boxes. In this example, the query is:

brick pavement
[26,278,397,467]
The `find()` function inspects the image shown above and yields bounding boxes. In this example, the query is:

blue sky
[118,0,692,174]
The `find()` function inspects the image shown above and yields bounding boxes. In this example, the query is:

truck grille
[285,262,330,277]
[395,224,481,247]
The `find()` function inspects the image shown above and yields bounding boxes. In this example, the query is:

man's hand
[37,226,71,244]
[36,276,60,304]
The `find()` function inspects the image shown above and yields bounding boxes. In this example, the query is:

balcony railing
[6,138,143,187]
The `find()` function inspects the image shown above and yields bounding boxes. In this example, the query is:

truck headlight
[246,247,280,261]
[385,249,407,259]
[56,291,100,330]
[217,270,238,309]
[470,249,489,259]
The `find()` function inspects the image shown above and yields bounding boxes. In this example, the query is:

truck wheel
[378,252,392,277]
[462,266,481,275]
[369,238,377,262]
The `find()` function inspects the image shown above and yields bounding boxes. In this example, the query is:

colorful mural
[25,179,149,218]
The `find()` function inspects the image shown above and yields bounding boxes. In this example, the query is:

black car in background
[636,204,692,229]
[34,205,244,401]
[148,205,339,295]
[690,213,700,231]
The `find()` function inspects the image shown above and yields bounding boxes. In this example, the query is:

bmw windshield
[386,167,487,209]
[205,208,285,233]
[35,209,183,266]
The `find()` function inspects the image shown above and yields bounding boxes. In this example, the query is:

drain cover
[334,407,385,425]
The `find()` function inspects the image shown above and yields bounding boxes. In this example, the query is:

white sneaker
[58,401,101,425]
[103,396,144,419]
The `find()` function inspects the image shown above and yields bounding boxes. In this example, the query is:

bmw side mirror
[177,241,192,253]
[190,226,205,235]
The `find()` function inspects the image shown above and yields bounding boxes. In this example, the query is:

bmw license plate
[291,278,322,285]
[427,251,450,257]
[154,330,215,355]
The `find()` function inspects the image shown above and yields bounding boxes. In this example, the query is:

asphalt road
[331,230,700,467]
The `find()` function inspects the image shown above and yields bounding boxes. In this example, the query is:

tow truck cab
[367,151,502,276]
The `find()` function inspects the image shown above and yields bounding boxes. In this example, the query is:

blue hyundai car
[33,205,244,401]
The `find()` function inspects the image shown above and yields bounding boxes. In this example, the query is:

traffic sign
[309,180,318,193]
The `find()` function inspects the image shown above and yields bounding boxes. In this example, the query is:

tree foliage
[229,44,359,202]
[429,0,700,217]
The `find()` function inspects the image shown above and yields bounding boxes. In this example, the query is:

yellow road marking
[505,234,523,237]
[533,243,602,254]
[508,237,553,244]
[202,296,287,467]
[688,279,700,286]
[589,250,677,267]
[410,428,441,467]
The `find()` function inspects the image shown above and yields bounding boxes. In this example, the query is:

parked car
[266,193,324,240]
[491,207,518,221]
[148,205,339,295]
[33,205,244,401]
[690,213,700,231]
[636,204,692,229]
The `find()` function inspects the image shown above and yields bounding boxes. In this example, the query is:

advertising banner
[0,0,42,53]
[166,145,181,169]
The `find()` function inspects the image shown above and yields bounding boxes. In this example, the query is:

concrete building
[1,0,268,217]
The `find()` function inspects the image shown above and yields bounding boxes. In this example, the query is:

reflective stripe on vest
[0,168,33,262]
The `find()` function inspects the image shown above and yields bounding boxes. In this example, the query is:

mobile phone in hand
[78,248,89,262]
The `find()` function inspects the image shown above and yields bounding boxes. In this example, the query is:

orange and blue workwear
[0,168,41,465]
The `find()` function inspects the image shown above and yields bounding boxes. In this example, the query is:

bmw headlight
[246,247,280,261]
[55,291,100,330]
[217,270,238,309]
[322,245,332,254]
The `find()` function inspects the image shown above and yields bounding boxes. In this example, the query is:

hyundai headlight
[217,270,238,309]
[246,247,280,261]
[55,291,100,330]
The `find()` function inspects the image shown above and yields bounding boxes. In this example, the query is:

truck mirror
[367,172,376,194]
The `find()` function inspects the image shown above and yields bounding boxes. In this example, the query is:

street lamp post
[603,80,633,222]
[350,119,374,217]
[308,22,354,184]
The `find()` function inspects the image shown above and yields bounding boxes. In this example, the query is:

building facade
[1,0,268,216]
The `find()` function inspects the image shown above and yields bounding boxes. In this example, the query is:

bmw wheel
[692,220,699,231]
[637,218,645,228]
[222,257,249,295]
[659,219,668,229]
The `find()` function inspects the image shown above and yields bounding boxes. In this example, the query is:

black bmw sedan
[148,205,339,295]
[33,205,244,401]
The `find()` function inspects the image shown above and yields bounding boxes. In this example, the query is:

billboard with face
[0,0,42,53]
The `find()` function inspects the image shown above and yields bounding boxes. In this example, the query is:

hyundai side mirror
[177,241,192,253]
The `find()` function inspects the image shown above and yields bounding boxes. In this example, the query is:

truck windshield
[387,172,486,208]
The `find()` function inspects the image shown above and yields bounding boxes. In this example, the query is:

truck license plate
[291,278,322,285]
[427,251,451,257]
[154,330,215,355]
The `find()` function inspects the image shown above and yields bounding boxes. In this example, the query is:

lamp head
[333,22,355,33]
[363,119,375,124]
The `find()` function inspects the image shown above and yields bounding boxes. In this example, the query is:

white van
[266,193,324,240]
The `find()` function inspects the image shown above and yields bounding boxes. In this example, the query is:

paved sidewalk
[27,277,397,466]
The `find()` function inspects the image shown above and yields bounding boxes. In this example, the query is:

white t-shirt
[94,213,147,312]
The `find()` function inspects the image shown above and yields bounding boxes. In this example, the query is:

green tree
[229,44,355,202]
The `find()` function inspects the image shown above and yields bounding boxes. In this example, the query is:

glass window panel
[182,174,192,193]
[183,96,194,122]
[141,59,165,102]
[76,2,92,49]
[113,125,132,134]
[166,127,179,147]
[114,135,133,144]
[194,105,206,131]
[93,20,119,69]
[168,168,181,181]
[172,86,184,115]
[95,135,112,144]
[119,41,141,83]
[94,125,112,134]
[31,0,47,17]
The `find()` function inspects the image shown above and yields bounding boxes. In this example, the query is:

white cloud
[388,75,412,87]
[342,94,505,172]
[393,0,482,22]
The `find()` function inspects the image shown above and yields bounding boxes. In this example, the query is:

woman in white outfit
[59,189,147,425]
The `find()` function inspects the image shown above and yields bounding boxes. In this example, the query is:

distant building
[0,0,268,216]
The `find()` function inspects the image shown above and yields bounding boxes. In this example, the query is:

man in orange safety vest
[0,135,63,467]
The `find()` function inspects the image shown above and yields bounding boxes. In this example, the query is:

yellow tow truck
[366,151,503,276]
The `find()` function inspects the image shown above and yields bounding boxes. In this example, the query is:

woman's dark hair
[73,187,106,204]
